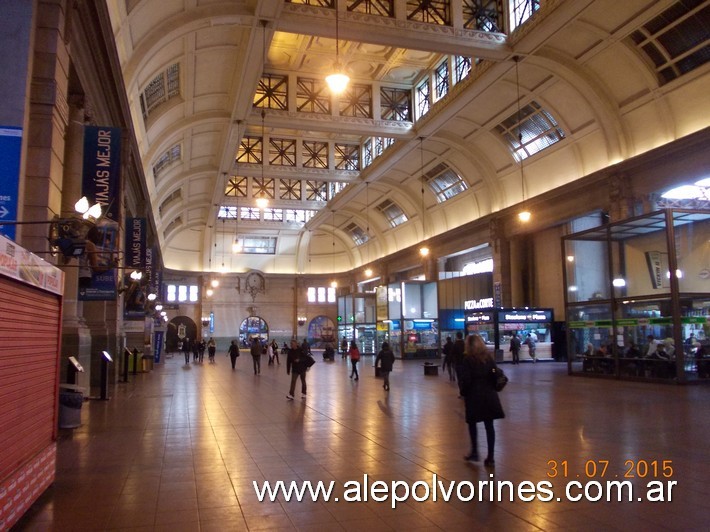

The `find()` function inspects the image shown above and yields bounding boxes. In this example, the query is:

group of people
[180,332,504,467]
[178,337,216,365]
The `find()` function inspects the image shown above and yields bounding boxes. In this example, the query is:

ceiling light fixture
[232,125,243,254]
[325,0,349,94]
[418,137,430,258]
[258,20,269,211]
[364,181,372,278]
[514,56,531,223]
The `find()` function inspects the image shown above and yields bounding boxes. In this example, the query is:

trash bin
[141,354,154,372]
[58,390,83,428]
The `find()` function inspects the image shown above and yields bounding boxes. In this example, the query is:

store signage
[464,297,494,310]
[499,310,552,322]
[467,313,492,323]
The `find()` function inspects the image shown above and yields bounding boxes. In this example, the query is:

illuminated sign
[466,313,492,323]
[498,309,553,322]
[464,297,494,310]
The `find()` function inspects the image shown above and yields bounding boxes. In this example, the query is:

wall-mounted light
[612,278,626,287]
[210,278,220,288]
[74,196,102,221]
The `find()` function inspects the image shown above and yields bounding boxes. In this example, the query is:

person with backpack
[349,340,361,380]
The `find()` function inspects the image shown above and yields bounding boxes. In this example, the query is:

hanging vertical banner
[124,219,147,317]
[153,330,164,363]
[0,127,22,241]
[125,217,146,269]
[82,126,121,221]
[146,246,162,298]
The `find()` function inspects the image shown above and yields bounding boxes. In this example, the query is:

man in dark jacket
[286,339,308,399]
[509,333,521,364]
[250,337,262,375]
[375,341,395,391]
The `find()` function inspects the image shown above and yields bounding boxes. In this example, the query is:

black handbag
[492,367,508,392]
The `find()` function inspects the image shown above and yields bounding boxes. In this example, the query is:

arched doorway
[307,315,336,348]
[167,316,198,353]
[239,316,269,347]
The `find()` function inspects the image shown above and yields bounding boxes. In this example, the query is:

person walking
[375,341,395,391]
[459,334,505,467]
[227,340,240,370]
[442,336,455,381]
[286,339,308,400]
[340,337,348,359]
[192,339,199,363]
[271,340,280,365]
[207,337,216,363]
[250,337,262,375]
[266,341,275,366]
[524,332,537,362]
[348,340,361,380]
[198,338,206,364]
[182,337,191,365]
[509,333,521,365]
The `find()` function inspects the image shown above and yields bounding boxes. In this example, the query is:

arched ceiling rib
[105,0,710,274]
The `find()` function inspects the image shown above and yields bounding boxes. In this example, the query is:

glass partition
[563,209,710,383]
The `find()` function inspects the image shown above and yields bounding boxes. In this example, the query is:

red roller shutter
[0,276,61,528]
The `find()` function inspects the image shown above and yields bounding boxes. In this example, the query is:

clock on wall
[244,271,265,301]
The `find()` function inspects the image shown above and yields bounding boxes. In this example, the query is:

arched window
[239,316,269,346]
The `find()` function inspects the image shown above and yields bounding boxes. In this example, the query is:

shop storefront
[337,292,376,355]
[563,209,710,383]
[375,281,439,359]
[463,305,554,362]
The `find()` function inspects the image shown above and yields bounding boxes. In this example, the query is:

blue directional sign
[0,127,22,241]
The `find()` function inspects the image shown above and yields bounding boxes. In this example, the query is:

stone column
[60,98,93,387]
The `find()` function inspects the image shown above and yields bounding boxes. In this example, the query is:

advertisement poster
[0,127,22,241]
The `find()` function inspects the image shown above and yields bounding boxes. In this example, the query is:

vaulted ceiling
[106,0,710,275]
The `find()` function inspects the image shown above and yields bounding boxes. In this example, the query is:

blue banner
[153,330,164,363]
[0,127,22,240]
[82,126,121,221]
[125,217,146,269]
[78,222,118,301]
[146,246,162,299]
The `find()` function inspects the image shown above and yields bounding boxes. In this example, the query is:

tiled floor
[14,354,710,531]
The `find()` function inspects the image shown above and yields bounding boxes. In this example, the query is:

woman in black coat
[458,334,505,467]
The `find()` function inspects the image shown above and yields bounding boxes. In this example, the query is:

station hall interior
[1,0,710,530]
